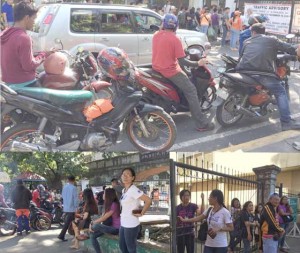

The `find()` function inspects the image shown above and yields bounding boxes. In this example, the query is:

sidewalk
[286,237,300,253]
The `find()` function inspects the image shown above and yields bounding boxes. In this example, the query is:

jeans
[119,225,140,253]
[242,238,251,253]
[168,71,207,128]
[279,223,288,248]
[212,25,219,39]
[228,231,241,250]
[262,237,278,253]
[230,28,240,49]
[58,212,75,239]
[251,75,291,123]
[222,25,228,46]
[203,246,227,253]
[90,223,119,253]
[201,25,209,35]
[16,209,30,232]
[177,233,194,253]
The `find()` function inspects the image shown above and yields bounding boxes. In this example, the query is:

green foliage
[0,152,89,188]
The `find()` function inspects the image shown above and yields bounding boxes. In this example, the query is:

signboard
[244,3,292,35]
[289,197,298,221]
[292,4,300,33]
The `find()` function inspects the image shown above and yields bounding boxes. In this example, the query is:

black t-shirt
[97,191,105,205]
[240,210,255,237]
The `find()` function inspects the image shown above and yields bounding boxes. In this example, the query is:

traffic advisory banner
[292,4,300,32]
[244,3,292,35]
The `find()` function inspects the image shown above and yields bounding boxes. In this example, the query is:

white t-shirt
[203,207,232,247]
[120,184,143,228]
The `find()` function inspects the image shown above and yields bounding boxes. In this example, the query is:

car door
[95,9,139,65]
[133,11,162,66]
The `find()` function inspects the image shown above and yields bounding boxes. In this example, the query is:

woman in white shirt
[119,167,152,253]
[180,189,233,253]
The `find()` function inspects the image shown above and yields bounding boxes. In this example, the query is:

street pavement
[108,44,300,153]
[1,225,300,253]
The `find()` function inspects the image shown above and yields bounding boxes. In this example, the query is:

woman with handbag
[119,167,152,253]
[278,196,293,253]
[89,188,121,253]
[200,7,211,35]
[176,189,201,253]
[179,189,233,253]
[70,188,98,250]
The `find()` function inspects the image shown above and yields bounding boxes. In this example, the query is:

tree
[0,152,89,190]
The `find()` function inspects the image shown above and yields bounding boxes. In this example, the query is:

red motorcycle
[135,47,217,114]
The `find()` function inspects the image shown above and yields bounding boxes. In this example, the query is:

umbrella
[13,172,46,182]
[0,171,11,183]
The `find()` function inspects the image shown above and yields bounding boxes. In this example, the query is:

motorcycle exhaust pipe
[11,141,53,152]
[236,105,261,117]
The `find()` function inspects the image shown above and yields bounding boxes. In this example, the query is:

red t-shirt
[152,30,186,78]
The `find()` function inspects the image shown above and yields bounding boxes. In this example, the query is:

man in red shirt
[0,1,48,85]
[152,14,214,131]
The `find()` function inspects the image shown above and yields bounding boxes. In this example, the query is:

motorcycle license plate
[216,88,229,100]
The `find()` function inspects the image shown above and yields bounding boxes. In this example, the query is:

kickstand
[292,142,300,151]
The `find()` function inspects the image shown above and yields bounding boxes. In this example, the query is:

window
[100,12,133,34]
[133,13,162,34]
[70,9,97,33]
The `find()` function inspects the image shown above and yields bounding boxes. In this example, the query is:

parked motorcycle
[215,53,298,127]
[1,46,113,133]
[0,71,176,151]
[40,199,64,226]
[29,202,52,231]
[136,46,217,114]
[0,207,17,236]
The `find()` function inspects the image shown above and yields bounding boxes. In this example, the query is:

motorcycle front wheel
[216,91,245,127]
[0,123,50,151]
[126,110,176,152]
[34,216,51,231]
[0,222,17,236]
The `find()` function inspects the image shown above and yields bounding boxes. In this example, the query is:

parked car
[29,3,210,67]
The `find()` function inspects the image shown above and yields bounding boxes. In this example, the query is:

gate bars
[170,159,262,253]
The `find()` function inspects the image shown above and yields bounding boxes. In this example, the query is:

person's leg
[15,209,23,234]
[204,25,209,35]
[222,26,228,46]
[231,29,238,49]
[119,226,129,253]
[203,246,213,253]
[263,237,278,253]
[215,247,228,253]
[279,223,288,249]
[70,221,79,249]
[123,225,140,253]
[243,238,251,253]
[213,25,218,39]
[168,71,214,130]
[185,234,195,253]
[58,212,74,240]
[176,235,185,253]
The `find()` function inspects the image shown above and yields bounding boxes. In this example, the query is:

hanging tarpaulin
[244,2,292,35]
[13,172,46,182]
[0,172,11,183]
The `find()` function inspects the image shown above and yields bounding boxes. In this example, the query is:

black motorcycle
[40,199,64,226]
[0,207,17,236]
[214,53,298,127]
[29,202,52,231]
[0,76,176,151]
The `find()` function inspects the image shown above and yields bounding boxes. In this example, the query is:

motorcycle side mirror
[77,46,84,53]
[54,38,63,50]
[150,24,160,31]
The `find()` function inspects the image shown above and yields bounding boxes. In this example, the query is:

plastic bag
[207,26,216,38]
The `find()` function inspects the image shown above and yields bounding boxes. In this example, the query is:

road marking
[170,113,300,151]
[218,130,300,152]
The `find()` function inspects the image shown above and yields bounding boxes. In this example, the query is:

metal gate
[170,160,262,253]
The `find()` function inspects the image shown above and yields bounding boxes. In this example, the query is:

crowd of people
[176,190,294,253]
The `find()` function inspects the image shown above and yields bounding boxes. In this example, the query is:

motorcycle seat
[223,72,259,86]
[139,68,170,84]
[13,87,93,106]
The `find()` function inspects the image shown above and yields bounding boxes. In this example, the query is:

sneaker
[17,232,22,236]
[25,230,30,235]
[196,122,215,132]
[57,236,68,242]
[281,119,300,131]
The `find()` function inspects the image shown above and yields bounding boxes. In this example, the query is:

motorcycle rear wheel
[0,223,17,236]
[0,123,49,151]
[34,216,51,231]
[216,91,245,127]
[126,110,176,152]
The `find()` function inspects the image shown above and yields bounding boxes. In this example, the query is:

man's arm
[178,57,208,67]
[277,38,299,56]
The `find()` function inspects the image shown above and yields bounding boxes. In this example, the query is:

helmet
[248,15,268,26]
[37,184,45,191]
[162,14,178,30]
[97,47,133,80]
[44,52,68,75]
[0,184,4,192]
